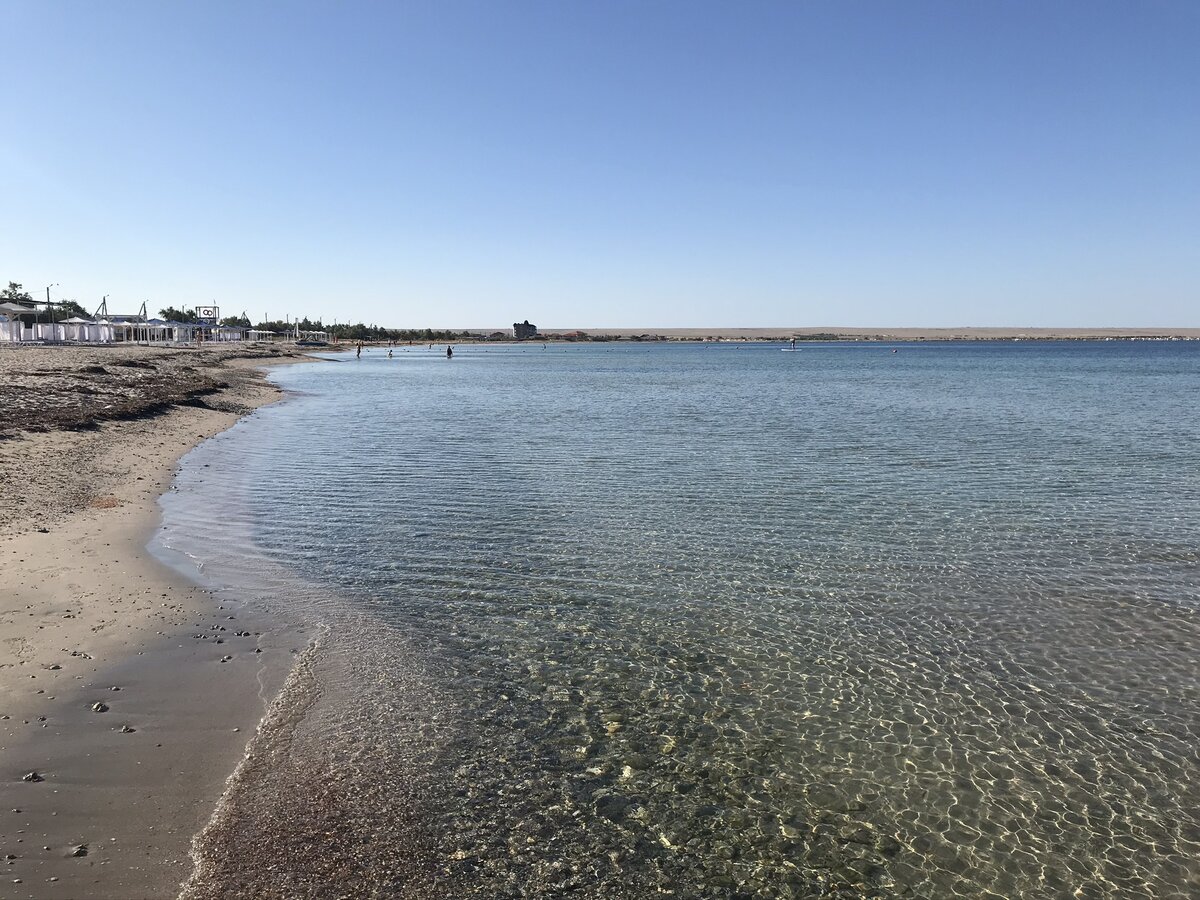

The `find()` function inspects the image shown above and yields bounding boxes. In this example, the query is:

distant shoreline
[521,326,1200,342]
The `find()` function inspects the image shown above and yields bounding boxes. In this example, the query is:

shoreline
[0,346,320,898]
[538,326,1200,340]
[351,327,1200,343]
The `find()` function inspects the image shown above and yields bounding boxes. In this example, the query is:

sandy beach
[0,345,316,898]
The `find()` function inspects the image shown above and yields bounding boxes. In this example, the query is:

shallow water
[160,341,1200,898]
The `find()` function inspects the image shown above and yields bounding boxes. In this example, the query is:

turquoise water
[162,341,1200,898]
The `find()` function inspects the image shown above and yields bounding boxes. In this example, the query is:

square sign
[198,306,218,321]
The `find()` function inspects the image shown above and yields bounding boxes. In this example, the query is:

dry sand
[0,345,317,898]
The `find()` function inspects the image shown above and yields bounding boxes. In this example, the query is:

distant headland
[506,326,1200,342]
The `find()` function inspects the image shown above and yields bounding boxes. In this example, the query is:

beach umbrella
[0,301,36,315]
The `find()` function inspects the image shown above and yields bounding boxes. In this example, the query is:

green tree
[220,314,252,327]
[2,282,34,307]
[52,300,90,321]
[159,306,198,323]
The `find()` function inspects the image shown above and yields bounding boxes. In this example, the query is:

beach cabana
[211,324,246,342]
[0,315,21,342]
[0,302,36,341]
[59,316,104,342]
[138,318,180,343]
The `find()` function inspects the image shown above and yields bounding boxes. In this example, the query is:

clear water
[161,341,1200,899]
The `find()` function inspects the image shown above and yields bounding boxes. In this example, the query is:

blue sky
[3,1,1197,328]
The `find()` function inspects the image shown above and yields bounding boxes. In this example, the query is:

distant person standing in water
[356,342,362,359]
[388,349,393,359]
[790,338,796,350]
[446,345,453,358]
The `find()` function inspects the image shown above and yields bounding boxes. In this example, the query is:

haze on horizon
[3,1,1197,330]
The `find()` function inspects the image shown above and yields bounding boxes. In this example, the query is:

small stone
[119,725,135,734]
[109,686,121,692]
[70,844,88,857]
[91,702,109,713]
[21,772,43,783]
[48,664,61,671]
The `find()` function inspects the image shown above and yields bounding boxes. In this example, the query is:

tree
[2,282,34,307]
[220,314,251,327]
[53,300,90,321]
[159,306,198,323]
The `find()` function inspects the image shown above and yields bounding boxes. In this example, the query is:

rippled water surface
[161,341,1200,898]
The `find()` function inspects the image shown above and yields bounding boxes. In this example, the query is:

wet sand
[0,345,316,898]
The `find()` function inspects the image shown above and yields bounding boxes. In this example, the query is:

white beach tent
[0,302,36,341]
[59,316,114,343]
[198,324,246,342]
[0,303,51,342]
[0,314,20,342]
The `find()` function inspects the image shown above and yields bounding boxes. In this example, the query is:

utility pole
[44,283,58,334]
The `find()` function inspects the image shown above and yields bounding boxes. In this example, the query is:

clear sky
[3,1,1197,328]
